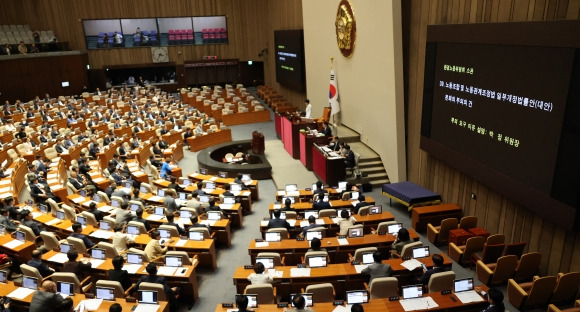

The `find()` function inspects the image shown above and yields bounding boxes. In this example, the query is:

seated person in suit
[247,261,273,285]
[62,249,92,280]
[144,230,170,260]
[321,121,332,136]
[351,304,364,312]
[307,237,326,252]
[112,224,135,255]
[165,213,185,236]
[0,208,18,233]
[133,263,178,304]
[267,209,290,230]
[108,255,132,290]
[361,251,392,283]
[480,287,505,312]
[132,208,152,231]
[28,249,55,278]
[343,144,355,169]
[29,281,63,312]
[20,209,46,236]
[328,136,341,152]
[312,195,331,211]
[70,222,95,248]
[312,181,328,198]
[301,215,319,237]
[87,202,104,222]
[418,254,450,285]
[390,228,414,257]
[353,195,371,214]
[187,215,210,231]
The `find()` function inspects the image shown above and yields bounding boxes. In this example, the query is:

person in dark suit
[312,181,328,198]
[36,158,50,176]
[38,130,49,143]
[222,183,234,197]
[69,222,95,248]
[87,202,104,222]
[30,177,58,204]
[321,121,332,136]
[361,251,392,283]
[132,263,178,304]
[165,213,185,236]
[280,198,295,212]
[344,144,355,169]
[418,254,450,285]
[329,136,341,152]
[27,249,55,278]
[132,208,152,232]
[301,215,320,237]
[312,196,331,211]
[108,256,132,290]
[62,249,92,281]
[20,209,46,236]
[480,288,505,312]
[353,195,372,214]
[187,215,210,231]
[29,281,63,312]
[267,209,290,230]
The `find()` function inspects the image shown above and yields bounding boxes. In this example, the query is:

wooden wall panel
[404,0,580,275]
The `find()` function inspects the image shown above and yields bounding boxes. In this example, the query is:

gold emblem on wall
[335,0,356,57]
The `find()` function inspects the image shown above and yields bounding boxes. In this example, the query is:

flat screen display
[274,29,306,92]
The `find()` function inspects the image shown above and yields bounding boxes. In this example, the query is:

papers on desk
[337,238,349,245]
[243,180,254,186]
[350,200,360,206]
[0,187,11,193]
[47,179,59,184]
[133,304,161,312]
[123,264,142,274]
[276,190,285,196]
[200,220,216,227]
[174,267,188,277]
[315,219,325,225]
[273,203,281,209]
[98,206,117,213]
[290,268,311,277]
[220,204,234,210]
[401,259,424,271]
[133,171,146,176]
[88,171,99,177]
[90,230,114,239]
[209,176,218,181]
[299,220,309,228]
[146,214,164,221]
[328,151,340,157]
[148,196,163,202]
[75,299,103,311]
[49,252,69,263]
[0,180,10,186]
[255,242,269,248]
[174,239,188,247]
[46,218,62,226]
[287,219,296,227]
[354,264,370,273]
[399,297,439,311]
[0,193,13,198]
[455,290,485,304]
[31,211,43,218]
[7,287,36,300]
[93,177,106,183]
[331,305,350,312]
[47,173,58,179]
[3,239,24,249]
[267,269,283,278]
[89,259,105,269]
[286,191,300,197]
[260,220,269,227]
[157,266,177,276]
[71,196,86,203]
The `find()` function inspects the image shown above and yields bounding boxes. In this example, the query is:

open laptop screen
[91,248,106,260]
[205,182,215,190]
[199,195,210,203]
[137,290,158,304]
[0,271,6,283]
[308,256,327,268]
[402,285,423,299]
[180,210,192,219]
[387,223,403,234]
[22,276,38,289]
[305,231,322,241]
[336,208,351,217]
[157,189,165,197]
[57,281,74,295]
[130,204,140,212]
[139,186,148,193]
[189,231,204,241]
[96,287,115,301]
[346,290,369,304]
[361,252,374,265]
[338,181,347,190]
[76,215,86,226]
[127,253,143,265]
[99,221,111,230]
[348,227,364,238]
[412,246,430,259]
[165,256,182,267]
[282,196,295,204]
[159,229,171,239]
[454,278,474,293]
[369,205,382,215]
[56,210,65,220]
[179,192,187,200]
[255,257,275,269]
[127,225,140,235]
[265,232,281,242]
[111,199,120,208]
[154,207,165,216]
[351,191,360,199]
[60,243,72,253]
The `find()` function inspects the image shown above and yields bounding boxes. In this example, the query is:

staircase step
[358,160,383,168]
[361,167,385,175]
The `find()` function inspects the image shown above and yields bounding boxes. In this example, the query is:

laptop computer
[93,194,101,203]
[304,210,318,220]
[454,278,474,293]
[91,248,106,260]
[369,205,382,215]
[60,243,72,253]
[139,186,148,194]
[199,195,210,203]
[137,290,159,304]
[159,229,171,239]
[346,290,369,304]
[96,286,116,301]
[180,210,192,219]
[255,257,275,269]
[99,221,111,231]
[57,281,74,295]
[402,285,424,299]
[130,204,140,212]
[348,227,364,238]
[308,256,327,268]
[154,207,165,216]
[265,232,281,242]
[157,189,165,197]
[127,253,143,265]
[387,223,403,235]
[0,271,6,283]
[188,231,204,241]
[56,210,65,220]
[181,179,192,186]
[178,192,187,200]
[76,215,87,226]
[111,199,120,208]
[272,211,287,219]
[127,225,140,235]
[205,182,215,190]
[361,252,374,265]
[207,211,221,221]
[236,294,258,309]
[22,276,38,289]
[15,231,26,242]
[337,181,348,190]
[305,231,322,241]
[290,293,314,308]
[412,246,430,259]
[165,255,183,267]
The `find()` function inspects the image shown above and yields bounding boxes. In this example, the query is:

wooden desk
[274,188,342,202]
[161,130,184,146]
[186,129,232,152]
[232,254,453,300]
[188,172,259,201]
[130,140,152,166]
[248,231,419,265]
[41,250,198,302]
[449,229,473,246]
[411,204,462,232]
[268,197,376,213]
[221,110,270,126]
[136,128,157,141]
[259,211,395,238]
[0,233,36,262]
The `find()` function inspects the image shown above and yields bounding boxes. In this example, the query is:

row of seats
[1,24,32,32]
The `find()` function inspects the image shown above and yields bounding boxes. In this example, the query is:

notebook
[402,285,423,299]
[412,246,430,259]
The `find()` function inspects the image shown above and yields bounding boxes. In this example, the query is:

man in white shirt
[112,224,135,255]
[304,99,312,118]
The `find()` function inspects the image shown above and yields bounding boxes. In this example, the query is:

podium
[252,131,265,154]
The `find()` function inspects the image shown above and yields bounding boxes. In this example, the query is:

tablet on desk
[76,215,86,226]
[154,207,165,216]
[131,204,140,212]
[139,186,149,194]
[207,211,221,221]
[255,257,275,269]
[157,189,165,197]
[165,255,183,267]
[304,210,318,219]
[158,229,171,239]
[305,230,322,241]
[111,199,120,208]
[402,285,424,299]
[188,231,204,241]
[57,281,74,295]
[180,210,192,219]
[361,252,374,265]
[265,232,281,242]
[15,230,26,242]
[127,253,143,265]
[387,223,403,235]
[99,221,111,231]
[346,290,369,304]
[308,256,327,268]
[0,271,7,283]
[454,277,474,293]
[91,248,106,260]
[137,290,158,304]
[412,246,430,259]
[22,276,38,290]
[223,196,236,205]
[56,210,65,220]
[127,225,140,235]
[60,243,72,253]
[230,184,242,192]
[95,286,116,301]
[285,184,298,192]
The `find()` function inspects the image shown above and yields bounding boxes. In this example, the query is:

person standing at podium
[304,99,312,118]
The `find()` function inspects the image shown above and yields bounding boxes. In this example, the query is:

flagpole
[330,57,335,126]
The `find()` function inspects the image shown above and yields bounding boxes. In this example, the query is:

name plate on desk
[297,264,306,268]
[221,303,234,308]
[378,231,386,235]
[402,256,411,260]
[441,290,452,295]
[389,296,400,301]
[351,261,360,265]
[296,237,304,241]
[125,297,136,303]
[84,293,95,299]
[333,300,344,306]
[255,239,264,242]
[338,235,346,239]
[277,303,289,308]
[244,265,254,269]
